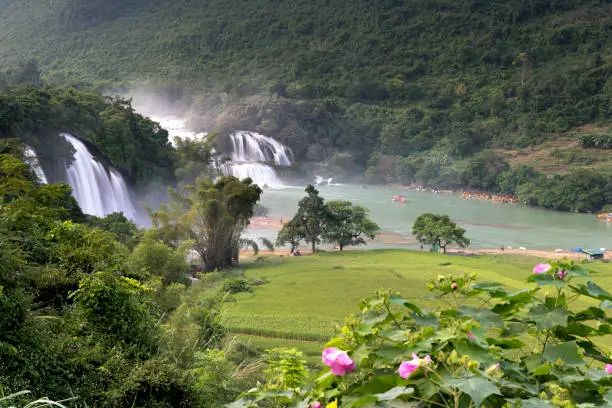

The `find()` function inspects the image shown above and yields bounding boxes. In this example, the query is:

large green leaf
[543,341,585,366]
[388,294,423,315]
[354,375,399,395]
[411,313,439,328]
[453,341,497,364]
[363,310,388,325]
[519,398,555,407]
[375,386,414,401]
[570,281,612,301]
[345,395,378,407]
[458,306,504,329]
[527,305,568,330]
[445,376,500,407]
[528,273,564,287]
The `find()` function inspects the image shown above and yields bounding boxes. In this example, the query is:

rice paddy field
[221,250,612,363]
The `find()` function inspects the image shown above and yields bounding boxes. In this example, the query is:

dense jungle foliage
[0,141,279,408]
[0,70,175,186]
[1,0,612,210]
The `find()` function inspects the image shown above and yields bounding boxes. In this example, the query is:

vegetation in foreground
[224,251,612,347]
[232,258,612,407]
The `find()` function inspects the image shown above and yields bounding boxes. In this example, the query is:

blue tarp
[571,248,582,252]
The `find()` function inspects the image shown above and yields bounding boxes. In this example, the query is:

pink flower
[468,333,475,340]
[310,403,322,408]
[451,283,458,290]
[557,270,568,279]
[322,347,355,376]
[606,364,612,374]
[533,263,551,274]
[398,353,431,379]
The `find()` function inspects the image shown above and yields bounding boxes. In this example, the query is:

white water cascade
[23,146,48,184]
[150,116,207,144]
[150,116,293,187]
[224,131,293,187]
[61,133,137,220]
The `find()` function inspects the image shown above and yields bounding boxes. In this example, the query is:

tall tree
[323,200,380,250]
[412,213,470,254]
[275,218,302,253]
[293,185,329,253]
[151,176,262,271]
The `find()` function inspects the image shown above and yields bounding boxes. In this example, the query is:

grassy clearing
[225,250,612,354]
[498,133,612,176]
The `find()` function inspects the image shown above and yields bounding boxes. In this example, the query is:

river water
[249,184,611,250]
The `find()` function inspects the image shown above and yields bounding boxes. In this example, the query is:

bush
[221,278,252,294]
[233,259,612,407]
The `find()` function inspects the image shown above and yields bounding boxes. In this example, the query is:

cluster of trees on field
[276,185,381,253]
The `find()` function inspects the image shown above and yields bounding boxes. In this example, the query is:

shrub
[221,278,252,294]
[232,259,612,407]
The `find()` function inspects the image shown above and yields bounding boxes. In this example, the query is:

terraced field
[222,250,612,362]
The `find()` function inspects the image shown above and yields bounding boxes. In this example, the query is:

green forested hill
[1,0,612,210]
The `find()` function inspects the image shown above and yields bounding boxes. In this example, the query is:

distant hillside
[1,0,612,210]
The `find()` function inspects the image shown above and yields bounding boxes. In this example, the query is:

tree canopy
[277,187,380,253]
[323,200,380,250]
[412,213,470,254]
[151,176,263,271]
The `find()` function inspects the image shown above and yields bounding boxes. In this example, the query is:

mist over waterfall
[24,146,48,184]
[61,133,137,220]
[224,131,293,187]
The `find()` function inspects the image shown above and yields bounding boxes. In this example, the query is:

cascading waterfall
[151,116,293,187]
[224,131,293,187]
[150,116,207,144]
[61,133,137,220]
[23,146,48,184]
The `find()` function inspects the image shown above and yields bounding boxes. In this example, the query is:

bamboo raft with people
[461,191,519,204]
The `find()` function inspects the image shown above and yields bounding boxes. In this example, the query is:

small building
[581,249,605,261]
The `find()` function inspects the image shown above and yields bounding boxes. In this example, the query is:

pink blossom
[533,263,551,274]
[451,283,458,290]
[310,403,322,408]
[322,347,355,376]
[606,364,612,374]
[398,353,431,379]
[468,333,475,340]
[557,270,568,279]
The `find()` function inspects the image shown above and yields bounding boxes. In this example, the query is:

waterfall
[23,146,48,184]
[224,131,293,187]
[150,116,207,144]
[229,131,293,166]
[150,116,293,188]
[61,133,137,220]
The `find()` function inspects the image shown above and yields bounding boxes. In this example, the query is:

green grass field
[221,250,612,359]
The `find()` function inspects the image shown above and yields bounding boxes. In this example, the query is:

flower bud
[485,363,501,376]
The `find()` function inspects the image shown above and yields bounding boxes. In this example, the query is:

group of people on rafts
[461,191,519,204]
